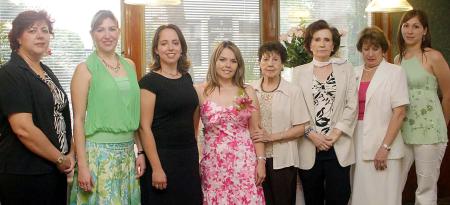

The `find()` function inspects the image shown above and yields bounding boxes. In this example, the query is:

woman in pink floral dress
[195,41,266,204]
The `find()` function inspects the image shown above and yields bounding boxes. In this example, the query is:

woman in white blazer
[351,27,409,205]
[292,20,358,205]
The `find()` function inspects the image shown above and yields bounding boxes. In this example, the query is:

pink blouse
[358,81,370,120]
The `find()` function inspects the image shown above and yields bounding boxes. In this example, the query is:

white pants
[402,143,447,205]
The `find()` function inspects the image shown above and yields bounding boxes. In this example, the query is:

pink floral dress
[200,98,265,205]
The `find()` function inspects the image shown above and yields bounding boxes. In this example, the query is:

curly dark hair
[304,20,341,57]
[258,41,287,64]
[8,10,54,51]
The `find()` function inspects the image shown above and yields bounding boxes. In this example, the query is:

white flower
[294,29,303,38]
[279,33,288,42]
[287,27,297,37]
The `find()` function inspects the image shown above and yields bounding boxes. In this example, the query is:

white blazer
[292,60,358,169]
[355,60,409,160]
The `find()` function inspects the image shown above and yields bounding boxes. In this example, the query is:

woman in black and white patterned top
[0,10,73,204]
[292,20,358,205]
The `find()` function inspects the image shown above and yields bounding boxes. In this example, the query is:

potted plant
[279,20,312,81]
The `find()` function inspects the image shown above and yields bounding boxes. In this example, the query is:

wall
[390,0,450,62]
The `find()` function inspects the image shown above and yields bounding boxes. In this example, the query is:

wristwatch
[382,144,391,151]
[56,154,66,165]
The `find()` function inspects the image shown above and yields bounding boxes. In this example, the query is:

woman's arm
[328,64,358,144]
[71,62,94,191]
[193,84,205,139]
[245,86,265,186]
[139,89,167,190]
[134,132,146,178]
[373,105,407,170]
[253,123,306,143]
[429,50,450,125]
[8,114,73,172]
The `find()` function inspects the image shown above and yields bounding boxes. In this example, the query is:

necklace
[161,69,180,78]
[261,77,280,93]
[363,66,377,72]
[100,54,120,73]
[21,52,45,79]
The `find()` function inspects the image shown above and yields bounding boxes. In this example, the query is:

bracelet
[304,126,314,139]
[382,144,391,151]
[56,154,66,165]
[137,150,145,155]
[256,156,266,161]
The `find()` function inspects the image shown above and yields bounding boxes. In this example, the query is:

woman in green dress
[396,9,450,205]
[70,10,144,204]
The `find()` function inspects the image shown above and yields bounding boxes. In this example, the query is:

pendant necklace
[100,54,120,73]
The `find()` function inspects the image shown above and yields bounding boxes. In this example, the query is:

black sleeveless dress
[139,71,202,205]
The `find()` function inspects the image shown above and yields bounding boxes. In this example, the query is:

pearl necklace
[363,65,378,72]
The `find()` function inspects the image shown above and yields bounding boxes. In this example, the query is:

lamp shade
[124,0,181,5]
[366,0,413,12]
[124,0,148,5]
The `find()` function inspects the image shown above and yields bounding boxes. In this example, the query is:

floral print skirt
[70,140,140,205]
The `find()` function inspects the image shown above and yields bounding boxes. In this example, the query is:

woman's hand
[255,160,266,186]
[135,154,146,178]
[324,128,342,147]
[152,168,167,190]
[308,132,331,151]
[251,128,272,143]
[374,146,389,171]
[63,152,75,174]
[56,154,74,174]
[77,166,94,192]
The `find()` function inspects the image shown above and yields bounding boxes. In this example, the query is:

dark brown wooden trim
[261,0,279,43]
[372,13,393,63]
[122,3,145,79]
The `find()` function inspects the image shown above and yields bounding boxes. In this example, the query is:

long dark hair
[150,24,190,73]
[397,9,432,63]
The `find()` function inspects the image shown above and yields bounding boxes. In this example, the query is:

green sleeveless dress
[401,56,448,144]
[70,52,141,205]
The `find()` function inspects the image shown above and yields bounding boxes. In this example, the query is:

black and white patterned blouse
[42,72,68,154]
[312,72,337,135]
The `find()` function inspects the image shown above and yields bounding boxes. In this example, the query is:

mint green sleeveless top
[84,52,140,142]
[401,57,447,144]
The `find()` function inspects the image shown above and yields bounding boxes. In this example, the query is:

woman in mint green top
[70,10,144,205]
[396,9,450,205]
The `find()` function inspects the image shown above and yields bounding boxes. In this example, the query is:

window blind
[144,0,260,83]
[280,0,369,66]
[0,0,121,93]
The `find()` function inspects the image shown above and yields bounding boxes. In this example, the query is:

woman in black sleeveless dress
[139,24,202,205]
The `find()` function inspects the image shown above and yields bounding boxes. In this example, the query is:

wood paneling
[261,0,279,43]
[372,13,393,63]
[123,3,145,79]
